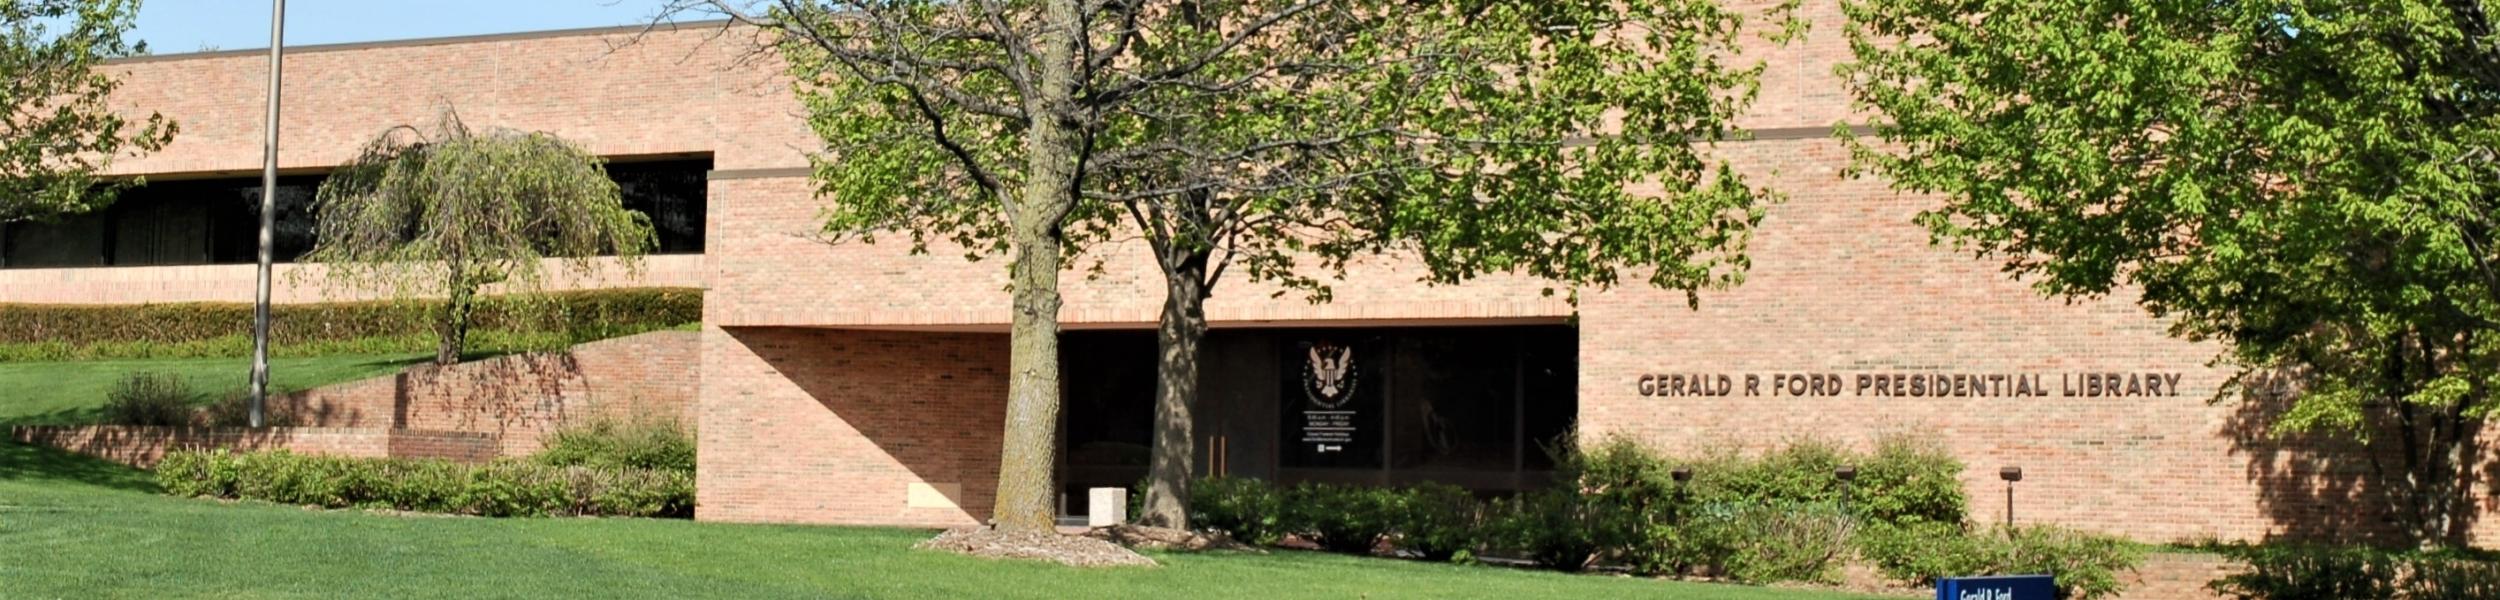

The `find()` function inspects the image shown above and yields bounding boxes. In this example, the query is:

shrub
[1285,482,1405,554]
[201,391,297,427]
[1850,435,1967,526]
[2404,555,2500,600]
[0,287,700,361]
[534,416,695,473]
[153,449,693,518]
[101,372,195,426]
[1394,483,1483,562]
[1683,440,1851,512]
[1190,476,1287,545]
[2208,544,2500,600]
[1861,522,2141,600]
[1689,501,1854,584]
[1483,487,1641,572]
[1562,436,1681,568]
[1857,521,1992,583]
[2004,525,2142,599]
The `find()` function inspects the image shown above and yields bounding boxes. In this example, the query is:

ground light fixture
[1999,465,2023,532]
[1835,465,1858,516]
[1670,466,1693,525]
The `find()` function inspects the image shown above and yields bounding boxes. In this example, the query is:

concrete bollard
[1087,487,1128,528]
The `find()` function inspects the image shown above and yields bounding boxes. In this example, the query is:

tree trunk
[2432,416,2479,547]
[989,0,1084,534]
[437,280,473,365]
[1139,251,1210,529]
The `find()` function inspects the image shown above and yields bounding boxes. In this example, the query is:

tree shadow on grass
[0,440,156,492]
[354,355,441,371]
[0,405,105,428]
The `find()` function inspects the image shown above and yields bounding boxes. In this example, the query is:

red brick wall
[697,326,1007,527]
[12,425,497,468]
[277,330,699,455]
[99,24,811,176]
[700,176,1571,329]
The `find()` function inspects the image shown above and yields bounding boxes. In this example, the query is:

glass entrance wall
[1056,324,1577,510]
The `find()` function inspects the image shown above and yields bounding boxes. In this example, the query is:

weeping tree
[305,112,655,365]
[679,0,1785,531]
[1843,0,2500,547]
[0,0,176,223]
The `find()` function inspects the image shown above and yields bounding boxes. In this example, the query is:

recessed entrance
[1057,324,1577,512]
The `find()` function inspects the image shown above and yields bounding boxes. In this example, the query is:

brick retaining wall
[13,330,700,467]
[12,425,497,468]
[275,330,699,456]
[2116,552,2239,600]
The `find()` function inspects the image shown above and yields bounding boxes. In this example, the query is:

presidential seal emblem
[1301,342,1359,409]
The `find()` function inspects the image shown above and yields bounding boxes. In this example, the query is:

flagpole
[248,0,285,428]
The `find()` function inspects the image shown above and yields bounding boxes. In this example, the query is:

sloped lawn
[0,441,1886,599]
[0,354,430,426]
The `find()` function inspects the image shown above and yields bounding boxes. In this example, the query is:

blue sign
[1935,574,2055,600]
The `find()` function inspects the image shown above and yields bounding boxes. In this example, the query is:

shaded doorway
[1056,324,1577,514]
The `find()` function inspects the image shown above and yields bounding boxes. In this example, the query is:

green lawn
[0,354,430,426]
[0,441,1883,600]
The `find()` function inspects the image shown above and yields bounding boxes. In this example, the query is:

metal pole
[2004,481,2015,532]
[247,0,286,428]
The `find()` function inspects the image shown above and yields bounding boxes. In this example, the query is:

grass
[0,354,432,426]
[0,441,1886,600]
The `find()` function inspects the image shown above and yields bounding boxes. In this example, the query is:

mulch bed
[915,526,1159,568]
[1081,524,1263,553]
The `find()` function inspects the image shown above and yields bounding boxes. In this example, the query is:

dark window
[1,211,107,267]
[1389,331,1522,472]
[610,159,709,254]
[202,176,321,264]
[0,156,709,269]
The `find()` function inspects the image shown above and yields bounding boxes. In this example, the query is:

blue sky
[132,0,686,54]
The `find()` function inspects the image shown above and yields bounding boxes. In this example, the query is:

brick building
[0,7,2467,545]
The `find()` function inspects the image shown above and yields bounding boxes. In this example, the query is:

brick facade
[697,327,1006,527]
[28,7,2485,546]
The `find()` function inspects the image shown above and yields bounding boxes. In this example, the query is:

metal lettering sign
[1637,372,2188,398]
[1934,575,2054,600]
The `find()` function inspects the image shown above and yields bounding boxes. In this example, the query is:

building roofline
[105,18,742,65]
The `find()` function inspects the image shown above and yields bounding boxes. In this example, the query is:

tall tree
[305,112,655,365]
[1092,1,1787,528]
[0,0,176,223]
[681,0,1785,532]
[1842,0,2500,547]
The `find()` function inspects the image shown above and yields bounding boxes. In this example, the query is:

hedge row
[1187,436,2141,599]
[2206,543,2500,600]
[156,450,693,518]
[0,287,700,360]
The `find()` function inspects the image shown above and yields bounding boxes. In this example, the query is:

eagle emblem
[1301,342,1359,409]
